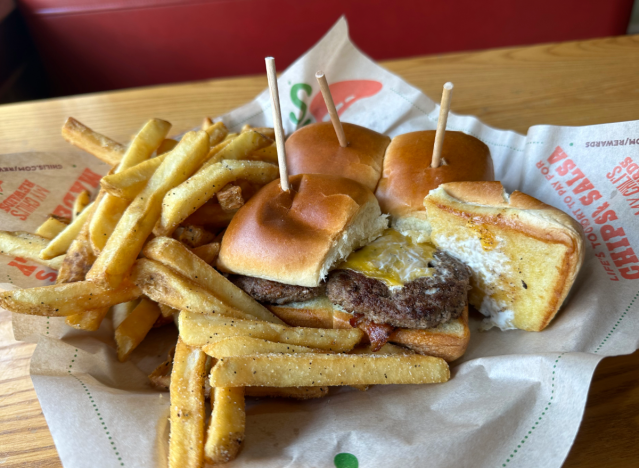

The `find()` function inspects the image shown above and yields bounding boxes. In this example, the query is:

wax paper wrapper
[3,17,639,468]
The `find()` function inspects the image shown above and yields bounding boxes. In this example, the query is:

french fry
[0,231,64,270]
[240,126,275,140]
[169,339,207,468]
[131,259,270,322]
[112,300,140,329]
[183,201,235,230]
[204,130,272,167]
[191,242,220,265]
[89,119,171,254]
[158,138,178,155]
[205,121,229,147]
[72,190,91,220]
[158,303,179,318]
[115,297,161,361]
[179,312,363,351]
[65,308,109,331]
[149,346,175,390]
[56,205,97,284]
[350,343,415,355]
[155,160,278,236]
[100,153,169,201]
[210,353,450,387]
[202,336,321,358]
[0,279,141,316]
[34,215,70,240]
[142,237,283,324]
[216,184,244,212]
[204,387,245,465]
[86,131,210,288]
[39,202,93,260]
[61,117,125,166]
[202,117,214,130]
[171,225,216,248]
[247,142,278,164]
[203,138,234,165]
[245,386,328,400]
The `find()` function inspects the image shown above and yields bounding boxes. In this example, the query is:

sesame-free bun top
[285,122,391,191]
[375,130,494,219]
[218,173,388,287]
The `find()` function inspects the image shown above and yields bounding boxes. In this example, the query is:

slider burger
[285,122,391,191]
[376,130,494,242]
[217,173,472,360]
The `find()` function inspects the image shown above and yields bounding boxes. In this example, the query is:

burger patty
[327,251,471,329]
[229,275,326,305]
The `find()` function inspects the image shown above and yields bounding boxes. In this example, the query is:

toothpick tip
[444,82,454,90]
[315,71,325,78]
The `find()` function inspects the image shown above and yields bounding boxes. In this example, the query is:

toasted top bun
[285,122,391,191]
[218,174,388,287]
[375,131,493,240]
[424,181,585,332]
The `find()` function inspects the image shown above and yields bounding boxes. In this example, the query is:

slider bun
[425,181,585,332]
[218,174,387,287]
[285,122,391,191]
[267,296,470,362]
[375,131,493,241]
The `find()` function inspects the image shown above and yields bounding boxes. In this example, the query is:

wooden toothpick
[431,82,454,168]
[265,57,290,192]
[315,71,348,147]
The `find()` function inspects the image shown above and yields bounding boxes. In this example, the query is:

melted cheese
[337,229,436,288]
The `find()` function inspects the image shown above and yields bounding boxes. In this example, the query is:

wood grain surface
[1,34,639,468]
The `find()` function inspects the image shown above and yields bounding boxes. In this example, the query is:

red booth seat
[17,0,635,96]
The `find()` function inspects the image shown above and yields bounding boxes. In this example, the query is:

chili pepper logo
[309,80,382,122]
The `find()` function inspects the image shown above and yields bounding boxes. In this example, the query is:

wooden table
[1,34,639,467]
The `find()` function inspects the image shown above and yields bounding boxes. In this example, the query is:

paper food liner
[3,18,639,468]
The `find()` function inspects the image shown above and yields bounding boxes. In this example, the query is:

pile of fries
[0,117,450,466]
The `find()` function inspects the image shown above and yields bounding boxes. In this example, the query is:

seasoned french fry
[240,126,275,140]
[89,119,171,254]
[72,190,91,220]
[203,138,234,165]
[245,386,328,400]
[210,353,450,387]
[247,142,278,164]
[155,160,278,236]
[158,138,178,155]
[131,259,269,321]
[202,336,321,358]
[205,121,229,147]
[56,204,98,284]
[34,216,70,240]
[223,132,238,141]
[112,300,140,329]
[149,347,175,390]
[65,308,109,331]
[204,387,245,465]
[142,237,283,324]
[204,130,272,167]
[158,303,179,318]
[169,339,206,468]
[86,131,210,288]
[191,242,220,265]
[0,279,141,316]
[0,231,64,270]
[61,117,125,166]
[179,312,363,351]
[183,201,235,230]
[171,225,216,248]
[202,117,214,130]
[115,297,161,361]
[216,184,244,212]
[39,202,93,260]
[100,153,168,201]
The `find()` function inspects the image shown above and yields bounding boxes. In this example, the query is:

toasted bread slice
[424,182,584,332]
[268,296,470,362]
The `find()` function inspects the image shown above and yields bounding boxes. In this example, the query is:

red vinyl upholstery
[17,0,635,96]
